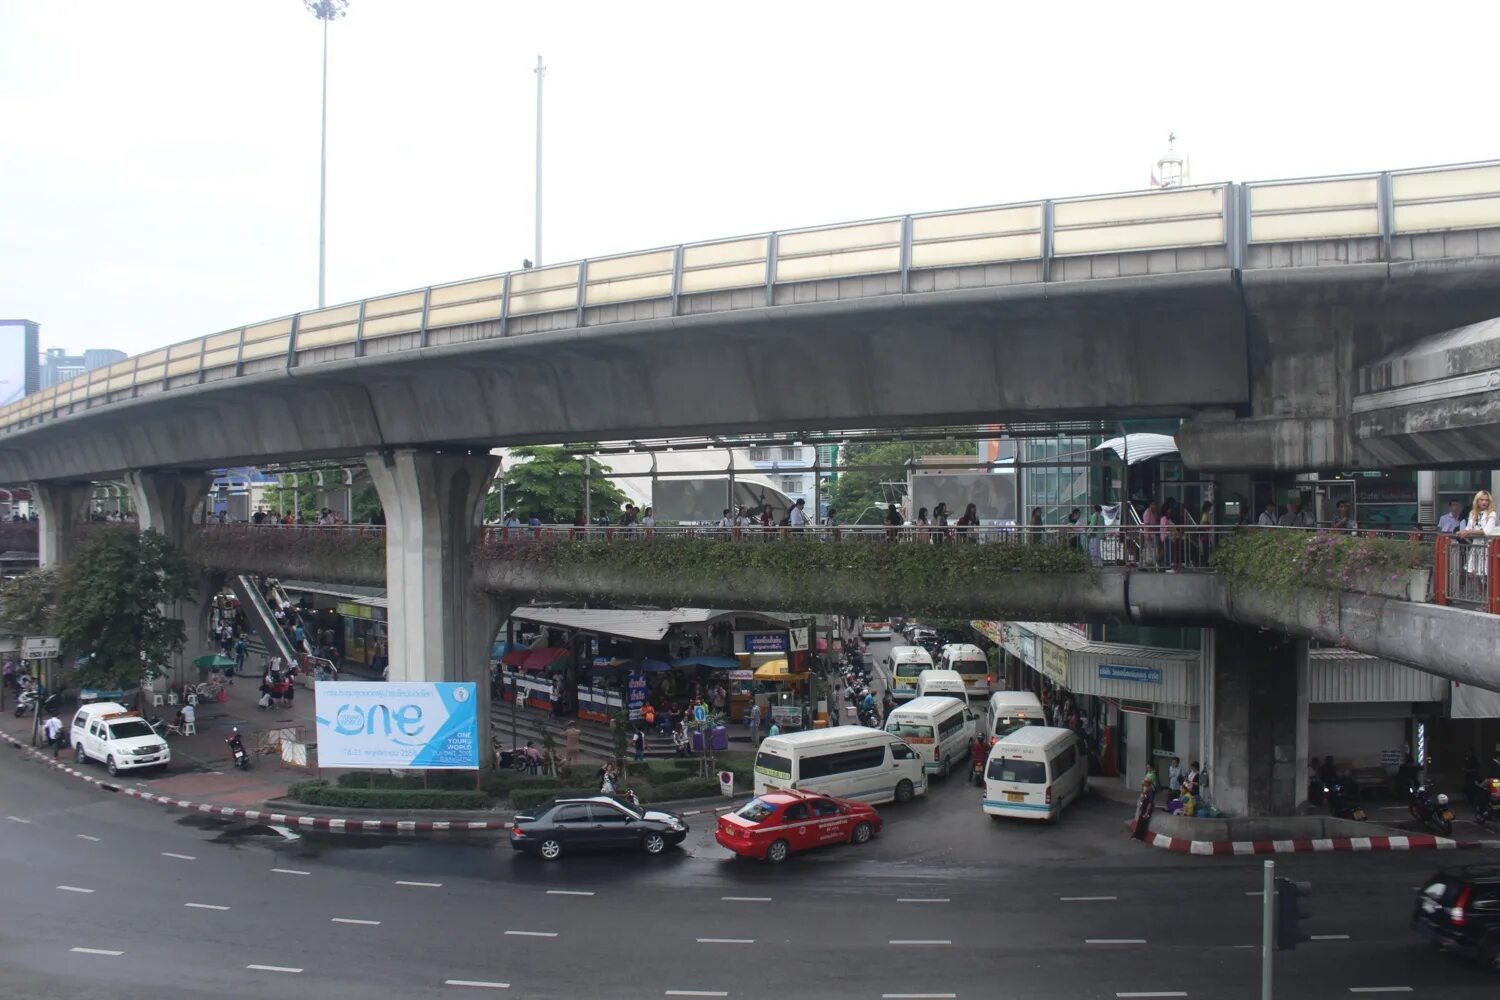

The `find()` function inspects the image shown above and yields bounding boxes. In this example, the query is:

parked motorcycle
[1324,782,1367,822]
[13,686,58,718]
[1408,783,1455,835]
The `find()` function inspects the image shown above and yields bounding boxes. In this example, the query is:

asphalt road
[3,645,1497,1000]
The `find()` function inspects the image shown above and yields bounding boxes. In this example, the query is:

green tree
[54,529,193,690]
[350,482,383,524]
[262,472,321,521]
[487,446,630,524]
[0,567,61,637]
[825,441,973,524]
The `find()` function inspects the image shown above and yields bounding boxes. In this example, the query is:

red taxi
[715,790,881,863]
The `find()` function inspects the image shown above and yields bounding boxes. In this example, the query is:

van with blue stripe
[983,726,1088,821]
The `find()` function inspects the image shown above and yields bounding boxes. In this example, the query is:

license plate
[1006,792,1025,803]
[1441,810,1454,821]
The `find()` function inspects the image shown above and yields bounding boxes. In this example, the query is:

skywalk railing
[5,160,1499,435]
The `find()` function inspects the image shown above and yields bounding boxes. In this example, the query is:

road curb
[1126,818,1497,854]
[3,730,745,833]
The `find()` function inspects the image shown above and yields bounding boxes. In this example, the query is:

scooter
[226,730,250,771]
[13,687,57,718]
[1408,783,1454,835]
[1324,782,1367,822]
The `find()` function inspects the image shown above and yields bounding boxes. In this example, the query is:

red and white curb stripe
[3,730,741,832]
[1128,820,1495,854]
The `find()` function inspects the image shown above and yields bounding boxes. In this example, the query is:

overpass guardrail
[4,160,1500,437]
[189,521,1496,614]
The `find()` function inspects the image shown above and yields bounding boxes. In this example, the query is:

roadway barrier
[5,159,1500,434]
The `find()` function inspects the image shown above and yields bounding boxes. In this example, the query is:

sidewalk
[0,667,321,808]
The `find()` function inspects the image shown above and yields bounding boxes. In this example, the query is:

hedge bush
[288,781,487,811]
[1211,529,1432,597]
[647,777,720,802]
[335,771,475,792]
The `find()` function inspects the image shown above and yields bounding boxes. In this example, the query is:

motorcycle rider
[226,728,248,769]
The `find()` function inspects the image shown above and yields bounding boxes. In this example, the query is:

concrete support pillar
[125,470,213,682]
[125,469,212,550]
[1206,626,1308,817]
[31,480,94,567]
[365,448,499,687]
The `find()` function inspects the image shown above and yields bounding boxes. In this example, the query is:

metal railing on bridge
[201,521,1500,608]
[6,159,1500,435]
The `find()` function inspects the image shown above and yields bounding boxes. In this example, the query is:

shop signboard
[788,625,810,673]
[627,671,648,721]
[1098,664,1162,685]
[727,669,755,681]
[1040,641,1069,686]
[315,682,480,769]
[770,705,803,728]
[739,631,788,653]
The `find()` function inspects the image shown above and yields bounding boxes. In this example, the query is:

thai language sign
[1098,664,1163,685]
[315,682,480,769]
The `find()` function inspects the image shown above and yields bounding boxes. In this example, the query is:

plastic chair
[167,690,179,706]
[151,692,164,707]
[181,722,196,736]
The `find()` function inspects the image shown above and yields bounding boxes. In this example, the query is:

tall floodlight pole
[534,55,546,267]
[305,1,350,308]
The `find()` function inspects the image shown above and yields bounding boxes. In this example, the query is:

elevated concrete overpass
[5,161,1500,484]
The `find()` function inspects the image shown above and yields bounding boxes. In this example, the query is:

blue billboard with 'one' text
[315,682,480,769]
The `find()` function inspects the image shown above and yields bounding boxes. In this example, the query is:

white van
[884,696,974,778]
[988,690,1045,741]
[938,643,991,698]
[754,725,928,804]
[982,726,1088,821]
[916,668,969,707]
[887,645,935,702]
[70,702,170,776]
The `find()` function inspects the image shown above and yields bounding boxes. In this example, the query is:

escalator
[230,574,298,666]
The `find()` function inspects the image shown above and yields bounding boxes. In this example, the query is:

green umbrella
[192,654,237,669]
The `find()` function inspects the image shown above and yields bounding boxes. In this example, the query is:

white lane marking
[271,868,310,876]
[185,903,230,911]
[697,938,754,944]
[1348,989,1412,994]
[57,885,95,894]
[895,897,949,903]
[70,947,123,956]
[1232,944,1257,949]
[546,889,595,896]
[883,995,958,999]
[503,930,558,937]
[889,939,951,945]
[664,993,729,998]
[7,815,31,824]
[1085,938,1147,944]
[1118,994,1189,998]
[160,852,196,861]
[1245,891,1263,896]
[76,834,101,842]
[246,964,303,974]
[396,880,443,887]
[721,895,771,902]
[1312,934,1351,941]
[1061,895,1117,902]
[331,917,381,926]
[445,981,510,990]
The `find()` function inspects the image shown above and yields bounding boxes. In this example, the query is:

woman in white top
[1460,490,1499,576]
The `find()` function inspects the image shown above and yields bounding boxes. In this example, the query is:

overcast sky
[4,1,1498,357]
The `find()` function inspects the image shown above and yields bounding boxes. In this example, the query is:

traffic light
[1275,877,1313,950]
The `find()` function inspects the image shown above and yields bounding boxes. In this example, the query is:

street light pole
[534,55,545,268]
[305,1,350,308]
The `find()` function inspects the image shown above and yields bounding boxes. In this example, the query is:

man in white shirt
[1257,503,1278,527]
[1438,499,1465,534]
[43,714,63,756]
[789,498,808,528]
[1277,500,1314,528]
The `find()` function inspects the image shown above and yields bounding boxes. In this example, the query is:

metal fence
[1433,536,1498,612]
[6,159,1500,435]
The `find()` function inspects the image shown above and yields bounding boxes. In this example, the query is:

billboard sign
[738,631,787,653]
[0,322,30,406]
[315,682,480,769]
